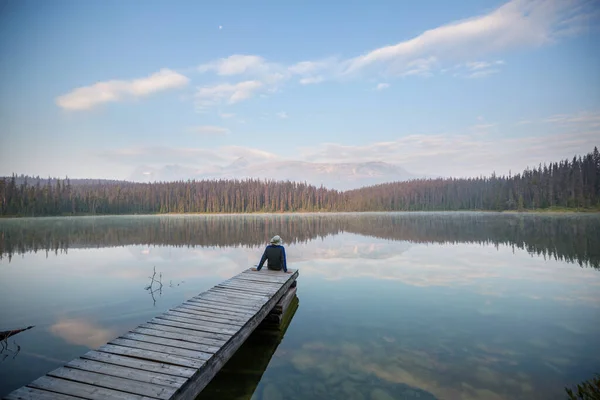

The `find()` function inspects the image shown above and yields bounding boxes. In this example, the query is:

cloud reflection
[49,319,115,348]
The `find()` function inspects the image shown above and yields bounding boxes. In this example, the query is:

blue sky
[0,0,599,180]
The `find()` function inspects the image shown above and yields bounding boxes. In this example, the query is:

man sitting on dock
[252,235,292,273]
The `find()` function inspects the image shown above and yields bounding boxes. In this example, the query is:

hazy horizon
[1,0,599,183]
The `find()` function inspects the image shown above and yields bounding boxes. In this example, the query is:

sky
[0,0,599,181]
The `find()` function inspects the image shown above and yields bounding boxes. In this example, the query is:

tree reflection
[0,213,598,269]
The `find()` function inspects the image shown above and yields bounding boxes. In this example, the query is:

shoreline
[1,208,599,219]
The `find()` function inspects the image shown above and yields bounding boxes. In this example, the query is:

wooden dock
[3,268,299,400]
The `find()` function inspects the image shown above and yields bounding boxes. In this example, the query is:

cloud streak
[195,80,263,108]
[56,69,189,110]
[188,125,230,135]
[343,0,588,76]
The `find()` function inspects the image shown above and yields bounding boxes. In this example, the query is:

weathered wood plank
[213,283,275,294]
[189,292,264,311]
[153,315,238,335]
[236,273,291,282]
[199,290,269,303]
[47,367,175,400]
[28,375,154,400]
[66,358,188,388]
[137,324,226,347]
[172,306,248,322]
[233,275,293,285]
[165,310,244,328]
[187,297,260,311]
[181,300,256,315]
[208,288,270,301]
[176,305,252,321]
[220,279,281,289]
[172,269,299,400]
[98,344,206,370]
[216,283,279,295]
[4,387,85,400]
[191,294,265,309]
[131,327,224,349]
[121,333,220,354]
[146,319,232,342]
[224,277,282,287]
[109,338,213,362]
[80,351,196,378]
[224,276,283,285]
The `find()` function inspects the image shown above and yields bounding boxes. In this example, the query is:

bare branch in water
[0,326,34,342]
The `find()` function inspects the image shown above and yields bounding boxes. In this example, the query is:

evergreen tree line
[1,213,598,269]
[1,147,599,216]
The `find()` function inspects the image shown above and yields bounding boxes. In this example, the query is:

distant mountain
[129,159,422,190]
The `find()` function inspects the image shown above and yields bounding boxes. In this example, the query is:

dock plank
[47,367,175,399]
[172,307,248,323]
[121,333,220,354]
[4,268,298,400]
[195,291,268,304]
[28,375,154,400]
[66,358,187,388]
[180,301,256,315]
[109,338,213,362]
[130,328,223,349]
[80,351,196,378]
[153,315,238,335]
[97,344,206,369]
[146,319,233,342]
[137,324,226,347]
[4,387,85,400]
[216,283,279,295]
[164,311,244,328]
[190,296,264,309]
[187,297,260,311]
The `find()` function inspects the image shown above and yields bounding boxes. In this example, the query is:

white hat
[270,235,282,245]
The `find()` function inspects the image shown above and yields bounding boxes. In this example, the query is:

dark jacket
[257,244,287,272]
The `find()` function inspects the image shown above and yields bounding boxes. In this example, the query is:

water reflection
[0,213,599,400]
[1,213,599,269]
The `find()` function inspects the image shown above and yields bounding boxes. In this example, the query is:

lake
[0,212,599,400]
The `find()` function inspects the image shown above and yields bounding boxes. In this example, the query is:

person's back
[253,235,291,273]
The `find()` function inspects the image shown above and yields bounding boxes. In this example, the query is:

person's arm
[281,246,288,273]
[255,248,267,271]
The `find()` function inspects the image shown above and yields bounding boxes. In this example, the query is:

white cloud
[56,69,189,110]
[343,0,589,76]
[543,111,600,126]
[198,55,269,76]
[188,125,230,135]
[299,111,599,177]
[466,69,501,78]
[195,80,263,108]
[453,59,505,78]
[277,111,288,119]
[376,83,390,90]
[219,112,235,119]
[299,76,325,85]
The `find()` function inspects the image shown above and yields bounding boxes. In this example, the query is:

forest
[1,147,599,217]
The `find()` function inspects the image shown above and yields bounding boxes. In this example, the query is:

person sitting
[252,235,291,273]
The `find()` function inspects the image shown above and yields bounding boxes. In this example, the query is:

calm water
[1,213,599,400]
